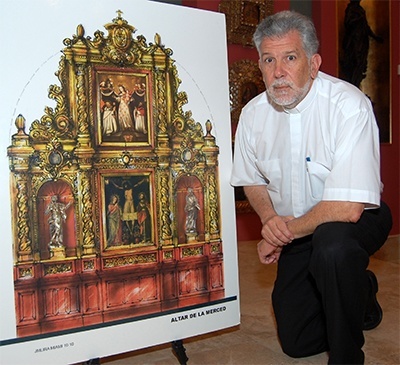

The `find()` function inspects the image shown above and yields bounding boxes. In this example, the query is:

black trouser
[272,202,392,365]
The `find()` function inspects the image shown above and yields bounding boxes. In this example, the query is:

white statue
[45,195,72,248]
[184,188,200,234]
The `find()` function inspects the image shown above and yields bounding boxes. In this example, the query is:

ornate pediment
[63,10,172,66]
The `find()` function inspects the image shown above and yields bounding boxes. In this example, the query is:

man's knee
[279,335,307,358]
[281,342,305,358]
[278,329,328,358]
[310,223,369,272]
[312,224,351,258]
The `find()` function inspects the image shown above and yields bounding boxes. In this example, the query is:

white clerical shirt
[231,72,381,218]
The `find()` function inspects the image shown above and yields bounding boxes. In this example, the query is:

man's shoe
[363,270,383,330]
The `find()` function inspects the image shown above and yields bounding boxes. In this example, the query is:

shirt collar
[283,76,318,114]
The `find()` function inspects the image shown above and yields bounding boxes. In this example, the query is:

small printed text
[34,342,74,353]
[170,305,227,323]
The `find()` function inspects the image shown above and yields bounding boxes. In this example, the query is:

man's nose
[274,60,286,78]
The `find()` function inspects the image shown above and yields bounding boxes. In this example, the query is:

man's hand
[257,239,282,264]
[261,215,294,247]
[257,215,293,264]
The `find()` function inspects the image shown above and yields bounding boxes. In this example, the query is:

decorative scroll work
[7,11,224,337]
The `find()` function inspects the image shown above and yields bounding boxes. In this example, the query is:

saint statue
[184,188,200,234]
[45,195,72,248]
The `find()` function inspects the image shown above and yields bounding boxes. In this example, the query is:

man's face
[258,30,321,109]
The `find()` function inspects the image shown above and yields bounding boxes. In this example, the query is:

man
[231,11,392,364]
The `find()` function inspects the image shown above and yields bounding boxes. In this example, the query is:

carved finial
[76,24,84,38]
[116,9,123,18]
[154,33,162,46]
[15,114,27,135]
[205,120,212,136]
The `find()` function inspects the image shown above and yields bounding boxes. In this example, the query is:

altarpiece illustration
[8,12,224,337]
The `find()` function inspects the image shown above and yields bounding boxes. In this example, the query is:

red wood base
[14,242,225,337]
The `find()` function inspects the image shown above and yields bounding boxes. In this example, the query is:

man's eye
[287,55,296,61]
[264,57,273,63]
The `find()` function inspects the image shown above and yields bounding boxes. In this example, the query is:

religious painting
[95,68,153,147]
[337,0,391,143]
[219,0,274,47]
[101,172,155,249]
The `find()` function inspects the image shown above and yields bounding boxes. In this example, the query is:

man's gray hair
[253,10,319,58]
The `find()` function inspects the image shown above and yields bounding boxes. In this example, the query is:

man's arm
[244,185,294,264]
[245,185,365,241]
[287,200,365,239]
[244,185,365,264]
[244,185,294,246]
[243,185,276,224]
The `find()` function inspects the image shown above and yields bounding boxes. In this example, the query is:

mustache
[271,80,293,88]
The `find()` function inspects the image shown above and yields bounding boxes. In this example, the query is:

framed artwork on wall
[229,59,265,212]
[229,59,265,140]
[219,0,274,47]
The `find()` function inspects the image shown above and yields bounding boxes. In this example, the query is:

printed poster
[0,1,239,364]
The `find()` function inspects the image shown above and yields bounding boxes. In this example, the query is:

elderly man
[231,10,392,364]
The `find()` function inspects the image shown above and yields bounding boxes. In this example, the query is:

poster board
[0,1,239,364]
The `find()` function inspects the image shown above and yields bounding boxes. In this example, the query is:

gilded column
[202,121,220,240]
[207,173,220,240]
[73,44,96,255]
[15,174,33,262]
[7,115,34,262]
[80,170,96,255]
[155,67,168,138]
[75,63,90,141]
[158,172,172,245]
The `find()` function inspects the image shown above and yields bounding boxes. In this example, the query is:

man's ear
[310,54,322,79]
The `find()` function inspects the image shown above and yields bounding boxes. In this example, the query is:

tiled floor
[99,236,399,365]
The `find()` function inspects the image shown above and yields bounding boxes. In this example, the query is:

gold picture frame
[229,59,265,213]
[219,0,274,47]
[229,59,265,141]
[101,171,155,249]
[94,67,153,147]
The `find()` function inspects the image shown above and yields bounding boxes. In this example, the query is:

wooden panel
[162,270,177,300]
[105,274,159,309]
[105,280,125,308]
[16,290,37,323]
[41,286,80,318]
[210,262,224,289]
[178,266,208,296]
[83,282,101,312]
[125,275,158,303]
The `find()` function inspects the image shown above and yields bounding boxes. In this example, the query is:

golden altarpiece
[8,13,224,337]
